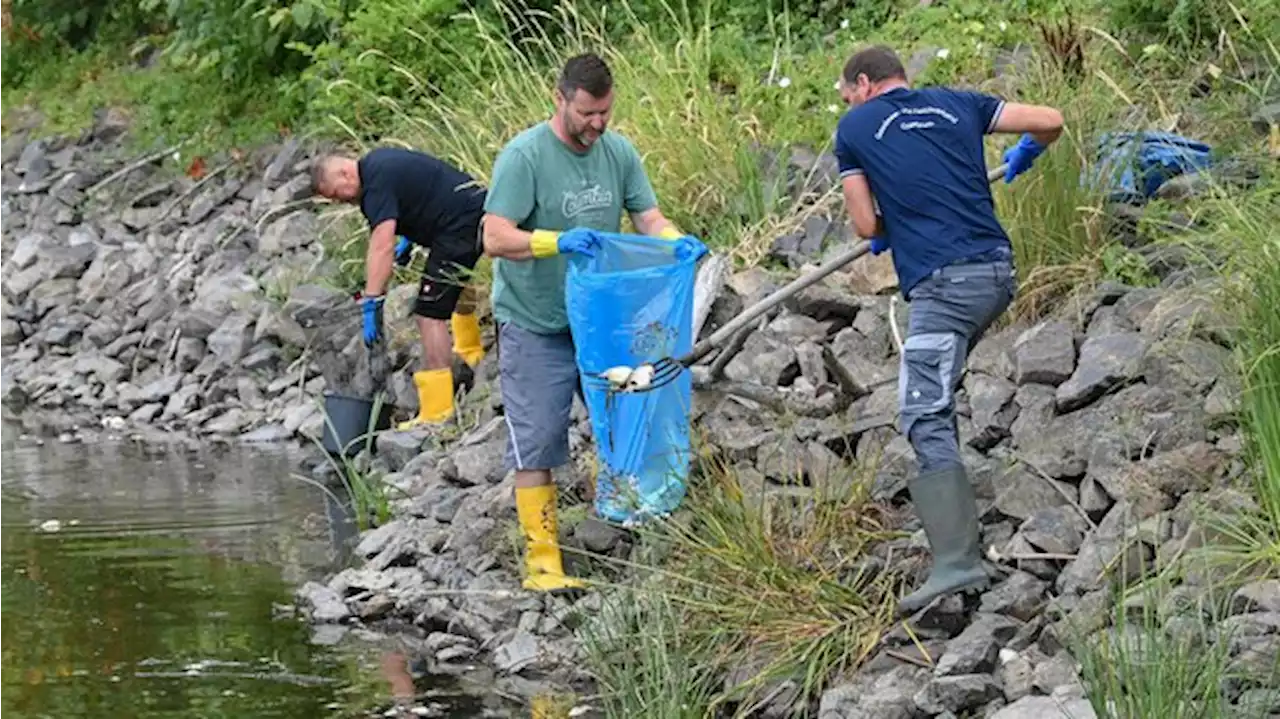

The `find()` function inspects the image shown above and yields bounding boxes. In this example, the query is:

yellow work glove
[529,228,601,259]
[657,225,683,241]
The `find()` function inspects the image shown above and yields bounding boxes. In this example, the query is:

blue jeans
[899,259,1016,473]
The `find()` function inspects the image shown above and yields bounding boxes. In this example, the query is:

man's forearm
[1029,126,1063,148]
[364,224,397,296]
[632,207,679,238]
[483,220,537,261]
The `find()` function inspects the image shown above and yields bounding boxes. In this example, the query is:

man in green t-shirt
[482,53,686,592]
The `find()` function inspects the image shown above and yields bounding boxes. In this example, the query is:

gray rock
[0,319,22,345]
[73,354,126,384]
[1141,337,1232,396]
[725,331,797,386]
[1251,100,1280,134]
[375,429,428,471]
[258,211,317,255]
[913,674,1002,715]
[1054,332,1149,412]
[1014,321,1076,386]
[970,326,1020,380]
[1032,652,1083,695]
[1093,442,1224,509]
[829,327,897,397]
[818,664,930,719]
[270,174,312,207]
[1231,580,1280,615]
[443,417,507,486]
[42,242,97,281]
[137,375,183,404]
[966,373,1019,449]
[1020,506,1089,555]
[993,465,1072,521]
[574,518,627,553]
[129,403,164,423]
[240,423,291,442]
[204,409,250,434]
[206,314,254,367]
[492,631,541,674]
[998,651,1035,703]
[793,285,860,323]
[1204,375,1240,418]
[980,572,1051,622]
[988,694,1096,719]
[174,338,205,373]
[1056,501,1153,596]
[297,581,350,623]
[9,231,45,269]
[15,139,50,178]
[0,379,30,410]
[935,614,1023,676]
[193,271,260,317]
[1114,288,1163,328]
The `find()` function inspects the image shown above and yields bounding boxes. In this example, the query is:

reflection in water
[0,424,358,718]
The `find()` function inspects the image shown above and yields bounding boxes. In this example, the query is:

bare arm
[841,174,883,239]
[993,102,1065,147]
[630,207,680,237]
[482,214,538,261]
[364,219,398,296]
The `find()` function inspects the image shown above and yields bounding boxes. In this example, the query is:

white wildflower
[827,104,841,114]
[840,19,850,29]
[833,81,842,90]
[998,21,1008,31]
[778,76,792,88]
[936,48,951,59]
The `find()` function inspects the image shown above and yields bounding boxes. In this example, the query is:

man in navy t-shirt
[833,45,1063,615]
[312,147,488,429]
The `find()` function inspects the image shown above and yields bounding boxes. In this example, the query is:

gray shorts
[498,322,583,472]
[899,259,1016,473]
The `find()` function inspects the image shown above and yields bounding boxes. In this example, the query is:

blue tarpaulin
[1085,131,1214,203]
[565,232,709,526]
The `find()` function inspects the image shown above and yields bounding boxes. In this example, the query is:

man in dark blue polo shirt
[833,45,1064,614]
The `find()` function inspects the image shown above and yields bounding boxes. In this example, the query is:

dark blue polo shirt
[834,86,1012,297]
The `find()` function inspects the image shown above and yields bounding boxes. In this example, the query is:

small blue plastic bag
[1084,131,1214,203]
[565,232,709,525]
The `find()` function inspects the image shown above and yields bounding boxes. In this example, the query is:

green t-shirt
[484,121,659,334]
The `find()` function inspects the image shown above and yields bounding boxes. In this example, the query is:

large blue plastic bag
[565,232,709,525]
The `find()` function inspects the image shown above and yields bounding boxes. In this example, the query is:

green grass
[580,449,902,714]
[577,587,722,718]
[291,393,404,531]
[1068,574,1238,719]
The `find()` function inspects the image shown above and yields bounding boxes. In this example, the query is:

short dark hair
[309,156,333,194]
[557,53,613,100]
[842,45,907,85]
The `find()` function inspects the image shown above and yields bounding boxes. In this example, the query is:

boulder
[1013,321,1076,386]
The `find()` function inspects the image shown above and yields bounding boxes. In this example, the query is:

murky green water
[0,422,506,719]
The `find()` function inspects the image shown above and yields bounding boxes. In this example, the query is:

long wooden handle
[679,163,1010,367]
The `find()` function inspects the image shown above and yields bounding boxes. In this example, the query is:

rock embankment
[1,119,440,442]
[4,122,1275,717]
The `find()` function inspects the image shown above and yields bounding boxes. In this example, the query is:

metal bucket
[320,392,393,458]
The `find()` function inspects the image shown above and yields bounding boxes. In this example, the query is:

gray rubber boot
[897,465,990,615]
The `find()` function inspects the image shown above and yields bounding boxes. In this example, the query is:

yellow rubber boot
[515,484,586,592]
[451,313,485,367]
[396,368,453,430]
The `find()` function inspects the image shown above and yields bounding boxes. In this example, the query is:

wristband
[529,229,560,259]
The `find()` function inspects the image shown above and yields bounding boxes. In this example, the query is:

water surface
[0,422,505,718]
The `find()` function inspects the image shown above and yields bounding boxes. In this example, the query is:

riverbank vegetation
[5,0,1279,715]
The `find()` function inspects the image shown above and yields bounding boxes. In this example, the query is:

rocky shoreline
[4,118,1279,718]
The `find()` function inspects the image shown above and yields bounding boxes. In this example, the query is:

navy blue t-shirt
[358,147,487,246]
[834,86,1011,296]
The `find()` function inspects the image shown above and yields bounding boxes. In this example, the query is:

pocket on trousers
[898,332,957,416]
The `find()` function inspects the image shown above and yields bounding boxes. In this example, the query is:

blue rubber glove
[359,295,384,347]
[868,236,889,255]
[557,228,602,258]
[1002,133,1047,184]
[394,236,413,267]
